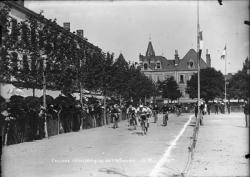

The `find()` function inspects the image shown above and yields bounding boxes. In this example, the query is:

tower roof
[146,41,155,57]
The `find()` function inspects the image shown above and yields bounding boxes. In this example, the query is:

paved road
[2,113,194,177]
[3,113,247,177]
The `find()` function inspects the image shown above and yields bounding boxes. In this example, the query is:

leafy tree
[186,67,224,102]
[0,5,11,82]
[100,52,114,95]
[228,58,249,100]
[111,53,129,98]
[158,77,182,102]
[10,52,19,78]
[126,66,156,104]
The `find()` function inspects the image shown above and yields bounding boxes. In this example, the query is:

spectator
[243,100,249,128]
[195,102,198,119]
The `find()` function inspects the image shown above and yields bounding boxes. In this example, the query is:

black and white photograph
[0,0,249,176]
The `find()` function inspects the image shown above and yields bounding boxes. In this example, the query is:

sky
[25,0,249,74]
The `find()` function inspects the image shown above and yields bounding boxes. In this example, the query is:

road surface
[2,113,248,177]
[2,113,194,177]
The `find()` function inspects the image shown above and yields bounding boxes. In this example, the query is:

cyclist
[152,104,159,123]
[111,104,120,129]
[137,105,148,135]
[162,104,170,126]
[145,105,152,131]
[126,104,137,129]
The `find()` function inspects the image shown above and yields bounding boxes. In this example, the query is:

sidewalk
[187,113,249,176]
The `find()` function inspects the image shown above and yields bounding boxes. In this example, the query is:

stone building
[139,41,211,101]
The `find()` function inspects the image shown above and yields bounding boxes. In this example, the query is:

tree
[0,5,11,82]
[111,53,129,98]
[158,77,182,102]
[228,58,250,100]
[186,67,224,102]
[126,66,156,104]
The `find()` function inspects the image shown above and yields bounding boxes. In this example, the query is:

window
[180,75,184,83]
[156,62,161,69]
[188,60,194,69]
[144,63,148,70]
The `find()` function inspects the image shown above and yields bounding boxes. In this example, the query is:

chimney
[206,49,211,67]
[76,29,84,38]
[174,49,179,65]
[63,22,70,31]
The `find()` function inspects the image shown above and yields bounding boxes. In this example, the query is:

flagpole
[224,46,227,114]
[197,0,201,117]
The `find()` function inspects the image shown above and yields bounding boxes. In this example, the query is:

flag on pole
[199,31,203,51]
[198,30,203,59]
[221,45,227,60]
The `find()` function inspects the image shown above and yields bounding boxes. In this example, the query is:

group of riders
[110,103,171,135]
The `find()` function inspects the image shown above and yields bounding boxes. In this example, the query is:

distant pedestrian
[243,101,249,128]
[195,103,198,118]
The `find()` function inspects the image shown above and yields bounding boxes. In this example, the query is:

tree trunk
[103,94,106,125]
[32,87,35,97]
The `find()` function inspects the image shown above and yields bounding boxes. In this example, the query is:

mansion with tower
[139,41,211,102]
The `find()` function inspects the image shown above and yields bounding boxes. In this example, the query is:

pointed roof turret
[146,41,155,57]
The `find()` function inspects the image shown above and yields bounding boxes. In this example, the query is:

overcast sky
[25,0,249,74]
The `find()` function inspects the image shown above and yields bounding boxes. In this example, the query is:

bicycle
[163,112,168,126]
[128,113,137,130]
[140,115,147,135]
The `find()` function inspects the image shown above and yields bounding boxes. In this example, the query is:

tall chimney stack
[174,49,179,65]
[206,49,211,67]
[76,29,84,38]
[63,22,70,31]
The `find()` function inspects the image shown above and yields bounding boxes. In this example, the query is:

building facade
[139,41,211,101]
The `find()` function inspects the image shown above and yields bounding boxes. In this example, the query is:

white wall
[0,83,61,100]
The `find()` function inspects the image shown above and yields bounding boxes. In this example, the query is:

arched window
[144,63,148,70]
[188,59,194,69]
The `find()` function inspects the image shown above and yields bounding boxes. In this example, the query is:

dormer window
[188,60,194,69]
[156,62,161,69]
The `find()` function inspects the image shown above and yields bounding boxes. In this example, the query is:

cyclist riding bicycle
[162,104,170,126]
[111,104,120,129]
[136,105,148,135]
[145,105,152,130]
[152,104,159,123]
[126,105,137,128]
